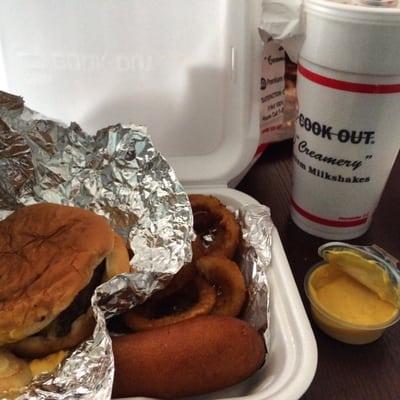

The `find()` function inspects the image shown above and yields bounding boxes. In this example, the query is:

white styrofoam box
[0,0,261,187]
[0,1,317,399]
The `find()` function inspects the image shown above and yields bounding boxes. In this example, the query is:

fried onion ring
[189,194,240,260]
[196,256,246,317]
[123,276,216,331]
[151,264,197,300]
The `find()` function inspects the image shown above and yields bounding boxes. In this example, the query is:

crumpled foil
[0,91,273,399]
[239,205,273,344]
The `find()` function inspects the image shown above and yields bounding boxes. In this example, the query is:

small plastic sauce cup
[304,243,400,345]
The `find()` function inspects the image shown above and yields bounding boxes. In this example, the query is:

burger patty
[44,261,106,337]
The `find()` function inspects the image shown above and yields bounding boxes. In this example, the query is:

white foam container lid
[0,1,317,399]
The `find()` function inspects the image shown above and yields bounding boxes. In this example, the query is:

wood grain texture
[237,140,400,400]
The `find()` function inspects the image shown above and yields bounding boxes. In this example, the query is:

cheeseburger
[0,203,130,360]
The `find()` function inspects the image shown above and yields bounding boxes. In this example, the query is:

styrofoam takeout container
[0,1,317,399]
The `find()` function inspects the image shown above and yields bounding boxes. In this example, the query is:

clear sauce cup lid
[318,242,400,292]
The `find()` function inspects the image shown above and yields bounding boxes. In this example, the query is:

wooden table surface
[237,139,400,400]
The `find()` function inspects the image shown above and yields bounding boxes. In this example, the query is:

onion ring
[196,256,246,317]
[151,264,196,300]
[189,194,240,260]
[123,276,216,331]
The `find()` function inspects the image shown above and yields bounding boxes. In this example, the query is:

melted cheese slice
[29,350,68,378]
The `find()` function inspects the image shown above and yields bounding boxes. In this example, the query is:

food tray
[117,187,318,400]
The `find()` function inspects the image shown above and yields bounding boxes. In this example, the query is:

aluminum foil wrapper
[238,205,273,344]
[0,91,273,399]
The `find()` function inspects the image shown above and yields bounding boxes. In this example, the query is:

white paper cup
[291,0,400,240]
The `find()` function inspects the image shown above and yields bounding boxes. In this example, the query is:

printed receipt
[260,38,285,143]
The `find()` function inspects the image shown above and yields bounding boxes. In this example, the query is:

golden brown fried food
[189,194,240,260]
[112,315,266,399]
[123,276,216,331]
[151,264,197,300]
[196,256,247,317]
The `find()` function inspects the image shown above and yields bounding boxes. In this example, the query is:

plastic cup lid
[355,0,399,7]
[318,242,400,287]
[306,0,399,8]
[305,0,400,23]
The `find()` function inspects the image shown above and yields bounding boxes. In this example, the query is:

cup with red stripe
[290,0,400,240]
